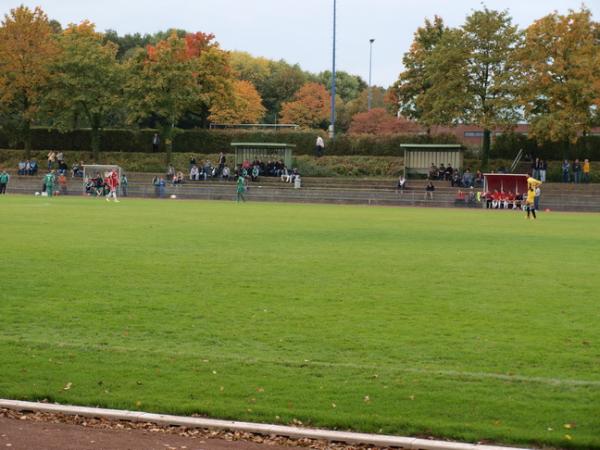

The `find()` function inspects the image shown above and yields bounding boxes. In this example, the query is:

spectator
[425,181,435,200]
[29,159,38,175]
[445,164,453,180]
[540,159,547,182]
[573,159,581,184]
[152,176,160,197]
[58,173,67,195]
[396,175,406,193]
[583,159,590,183]
[532,158,540,179]
[58,160,68,175]
[438,163,446,180]
[56,151,64,163]
[474,170,484,188]
[251,165,259,182]
[47,151,56,170]
[315,135,325,157]
[166,165,175,180]
[428,163,438,180]
[562,160,570,183]
[18,160,26,175]
[451,169,461,187]
[218,152,226,175]
[190,165,199,181]
[462,168,473,188]
[222,166,231,181]
[203,160,213,180]
[534,185,541,211]
[189,155,196,169]
[121,174,128,197]
[175,171,184,185]
[0,169,9,194]
[152,133,160,152]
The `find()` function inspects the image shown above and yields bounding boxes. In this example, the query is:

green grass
[1,196,599,449]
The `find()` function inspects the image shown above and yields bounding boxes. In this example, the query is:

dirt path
[0,416,309,450]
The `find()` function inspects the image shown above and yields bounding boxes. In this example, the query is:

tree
[209,80,266,124]
[317,70,367,102]
[125,32,202,162]
[517,8,600,146]
[348,108,420,135]
[461,8,521,167]
[410,9,521,168]
[279,82,330,128]
[392,16,447,125]
[46,21,123,158]
[0,6,57,155]
[260,60,312,123]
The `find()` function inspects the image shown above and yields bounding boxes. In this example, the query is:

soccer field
[1,196,599,449]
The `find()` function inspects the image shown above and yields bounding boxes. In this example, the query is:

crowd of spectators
[165,155,299,186]
[17,159,39,175]
[561,158,591,183]
[428,163,483,188]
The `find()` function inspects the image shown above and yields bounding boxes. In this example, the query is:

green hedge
[0,127,458,156]
[492,133,600,161]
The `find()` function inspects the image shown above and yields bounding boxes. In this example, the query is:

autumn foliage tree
[209,80,265,124]
[280,82,330,128]
[517,8,600,146]
[125,32,233,161]
[0,6,57,155]
[46,21,123,159]
[348,108,420,135]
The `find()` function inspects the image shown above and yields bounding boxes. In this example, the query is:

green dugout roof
[400,144,463,149]
[231,142,296,148]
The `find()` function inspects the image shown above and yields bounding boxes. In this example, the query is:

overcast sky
[2,0,597,87]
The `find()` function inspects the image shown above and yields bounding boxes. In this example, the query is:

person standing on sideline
[218,152,226,176]
[534,185,541,211]
[236,174,246,203]
[58,173,67,195]
[47,151,56,170]
[121,173,128,197]
[573,159,581,184]
[44,171,55,197]
[540,159,547,182]
[561,160,570,183]
[0,169,9,194]
[583,159,590,183]
[315,136,325,157]
[152,133,160,153]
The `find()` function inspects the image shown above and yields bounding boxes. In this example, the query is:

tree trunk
[23,120,31,159]
[482,128,491,170]
[90,126,101,161]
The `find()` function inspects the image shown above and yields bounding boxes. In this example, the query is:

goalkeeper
[525,177,542,219]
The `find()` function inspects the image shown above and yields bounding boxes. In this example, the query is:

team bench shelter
[231,142,295,169]
[401,144,464,178]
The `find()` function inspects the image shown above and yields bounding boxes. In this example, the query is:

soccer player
[44,171,55,197]
[525,177,542,219]
[105,169,120,202]
[236,174,246,203]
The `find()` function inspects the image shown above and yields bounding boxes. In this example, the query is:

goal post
[82,165,123,195]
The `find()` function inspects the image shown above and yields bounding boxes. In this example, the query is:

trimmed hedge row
[0,128,458,156]
[492,133,600,161]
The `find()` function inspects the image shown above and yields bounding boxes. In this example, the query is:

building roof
[230,142,296,148]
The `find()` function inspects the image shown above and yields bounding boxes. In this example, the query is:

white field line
[3,336,600,388]
[0,399,530,450]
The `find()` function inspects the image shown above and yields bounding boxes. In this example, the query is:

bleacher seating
[5,170,600,212]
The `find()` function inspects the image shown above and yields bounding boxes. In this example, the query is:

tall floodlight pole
[329,0,337,139]
[368,38,375,111]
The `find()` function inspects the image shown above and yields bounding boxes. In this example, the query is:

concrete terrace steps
[5,173,600,212]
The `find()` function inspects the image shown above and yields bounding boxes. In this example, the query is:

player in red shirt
[105,170,120,202]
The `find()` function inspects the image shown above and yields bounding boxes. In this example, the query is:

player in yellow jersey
[525,177,542,219]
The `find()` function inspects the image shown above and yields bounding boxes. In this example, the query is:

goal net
[82,165,122,196]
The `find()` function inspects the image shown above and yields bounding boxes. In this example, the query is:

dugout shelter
[231,142,295,169]
[401,144,464,178]
[483,173,528,196]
